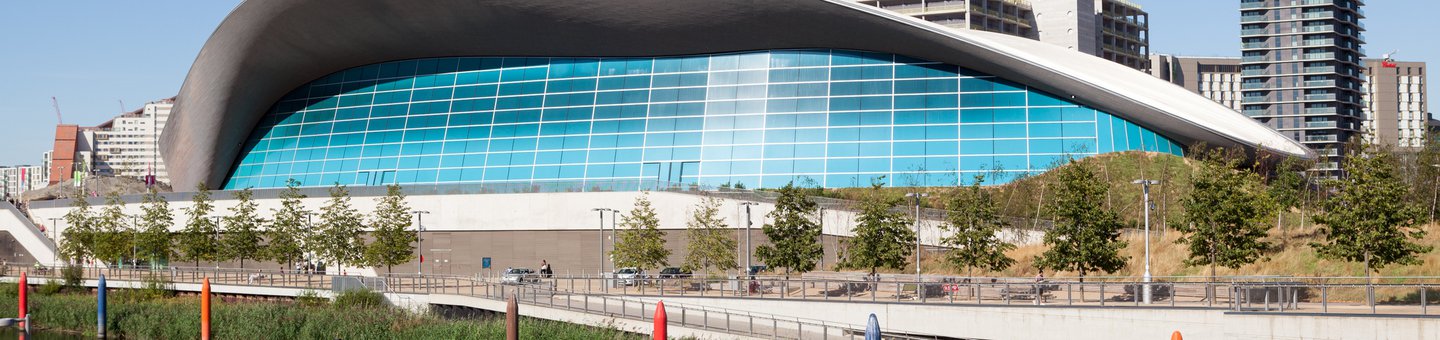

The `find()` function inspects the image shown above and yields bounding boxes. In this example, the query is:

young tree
[175,183,220,268]
[940,174,1016,277]
[313,184,366,272]
[681,195,739,277]
[265,179,310,271]
[135,189,174,266]
[1268,156,1308,245]
[755,183,824,278]
[220,188,263,269]
[92,191,131,266]
[1034,158,1129,281]
[1172,148,1274,283]
[611,192,670,272]
[59,189,95,264]
[1312,142,1433,281]
[364,185,417,272]
[838,180,916,276]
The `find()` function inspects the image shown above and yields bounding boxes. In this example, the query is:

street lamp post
[1131,179,1160,304]
[412,211,430,275]
[905,192,928,297]
[1429,164,1439,223]
[818,207,825,270]
[740,202,758,275]
[591,208,614,276]
[211,216,224,269]
[130,216,139,267]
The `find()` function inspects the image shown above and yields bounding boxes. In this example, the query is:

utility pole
[740,202,758,275]
[413,211,430,275]
[905,192,928,297]
[1131,179,1159,304]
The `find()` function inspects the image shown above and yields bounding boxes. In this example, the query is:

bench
[1000,284,1059,300]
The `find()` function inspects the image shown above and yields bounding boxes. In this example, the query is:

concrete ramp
[0,201,55,264]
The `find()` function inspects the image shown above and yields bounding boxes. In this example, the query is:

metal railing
[8,264,1440,319]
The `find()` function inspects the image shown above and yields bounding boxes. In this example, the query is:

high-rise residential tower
[1362,59,1428,148]
[1240,0,1366,170]
[857,0,1150,70]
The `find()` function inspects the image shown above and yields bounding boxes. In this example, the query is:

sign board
[482,257,491,269]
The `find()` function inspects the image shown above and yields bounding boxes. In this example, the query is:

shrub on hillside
[333,289,385,309]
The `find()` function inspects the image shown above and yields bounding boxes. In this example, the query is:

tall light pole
[48,217,61,241]
[591,208,614,275]
[817,207,825,270]
[212,216,224,269]
[1429,164,1439,223]
[740,202,758,275]
[129,216,139,267]
[905,192,928,294]
[412,211,430,275]
[1131,179,1159,304]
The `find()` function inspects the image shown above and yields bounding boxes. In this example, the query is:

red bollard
[653,301,667,340]
[201,277,212,340]
[1171,330,1183,340]
[16,272,26,327]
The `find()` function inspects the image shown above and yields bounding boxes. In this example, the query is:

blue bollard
[98,275,107,338]
[865,313,880,340]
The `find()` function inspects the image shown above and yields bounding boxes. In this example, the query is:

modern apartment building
[46,98,174,186]
[1149,55,1244,111]
[857,0,1150,70]
[1362,60,1428,148]
[1240,0,1366,168]
[88,99,172,184]
[0,165,46,199]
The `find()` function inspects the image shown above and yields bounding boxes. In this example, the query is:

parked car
[502,268,538,285]
[614,267,644,286]
[659,267,692,279]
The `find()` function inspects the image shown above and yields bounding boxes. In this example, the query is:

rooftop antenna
[51,97,63,124]
[118,100,126,114]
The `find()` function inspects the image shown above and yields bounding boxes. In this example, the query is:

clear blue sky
[0,1,1435,166]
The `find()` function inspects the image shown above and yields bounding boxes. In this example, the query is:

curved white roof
[162,0,1312,189]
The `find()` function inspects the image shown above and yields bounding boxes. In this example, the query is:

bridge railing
[7,263,1438,317]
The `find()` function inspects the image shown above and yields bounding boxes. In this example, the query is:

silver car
[614,267,644,286]
[501,268,537,285]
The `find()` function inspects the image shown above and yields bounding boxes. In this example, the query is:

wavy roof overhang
[163,0,1313,189]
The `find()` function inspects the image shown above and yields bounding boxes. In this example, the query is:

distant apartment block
[856,0,1150,70]
[0,165,46,199]
[1240,0,1366,168]
[47,98,173,186]
[1149,55,1244,110]
[1362,60,1428,148]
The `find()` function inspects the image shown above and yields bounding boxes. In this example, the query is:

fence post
[1100,283,1106,307]
[1423,285,1428,315]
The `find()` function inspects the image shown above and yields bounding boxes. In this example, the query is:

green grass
[0,287,646,339]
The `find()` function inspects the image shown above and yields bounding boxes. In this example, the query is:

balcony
[1306,121,1338,128]
[1242,69,1270,76]
[1305,135,1340,142]
[1242,42,1271,49]
[1243,109,1269,116]
[1301,12,1336,20]
[1241,28,1271,36]
[1305,94,1338,101]
[1301,39,1335,47]
[1303,25,1335,33]
[1242,82,1270,90]
[1303,52,1336,59]
[1304,80,1337,87]
[1241,1,1267,9]
[1242,55,1269,63]
[1241,15,1269,23]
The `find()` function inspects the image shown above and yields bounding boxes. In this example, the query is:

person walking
[539,260,553,278]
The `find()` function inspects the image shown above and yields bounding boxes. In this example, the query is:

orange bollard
[16,272,26,328]
[505,294,519,340]
[1171,330,1182,340]
[653,301,667,340]
[201,277,212,340]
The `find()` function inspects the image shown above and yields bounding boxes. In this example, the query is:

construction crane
[51,97,63,124]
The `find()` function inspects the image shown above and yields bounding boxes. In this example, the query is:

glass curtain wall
[223,49,1181,190]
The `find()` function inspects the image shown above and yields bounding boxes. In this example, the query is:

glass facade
[223,49,1182,190]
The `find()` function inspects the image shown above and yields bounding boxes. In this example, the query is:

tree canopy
[838,180,915,275]
[1034,158,1129,279]
[1171,147,1274,277]
[611,192,670,271]
[364,184,418,272]
[1312,142,1433,276]
[755,183,824,277]
[681,195,739,276]
[940,174,1016,276]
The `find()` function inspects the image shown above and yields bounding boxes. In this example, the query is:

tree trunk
[1364,252,1374,309]
[1277,211,1286,248]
